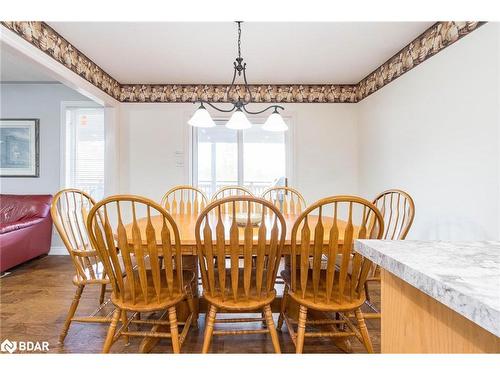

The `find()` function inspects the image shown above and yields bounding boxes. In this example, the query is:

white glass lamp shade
[262,111,288,131]
[188,106,216,128]
[226,109,252,130]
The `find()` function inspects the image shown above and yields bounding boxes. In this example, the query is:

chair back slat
[115,202,137,304]
[337,202,353,303]
[51,189,104,282]
[203,216,216,297]
[160,218,175,296]
[161,185,208,215]
[195,196,286,303]
[299,216,310,299]
[229,204,240,301]
[215,208,226,299]
[325,203,339,303]
[131,203,148,304]
[255,208,267,295]
[145,207,161,303]
[102,207,124,291]
[289,196,384,306]
[243,202,253,298]
[265,216,280,294]
[261,186,306,215]
[311,207,324,302]
[87,195,183,306]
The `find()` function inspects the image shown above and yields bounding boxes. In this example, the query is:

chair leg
[355,308,374,353]
[186,285,198,329]
[59,285,84,344]
[364,281,371,303]
[263,304,281,353]
[295,305,307,354]
[168,306,181,354]
[99,283,107,305]
[201,304,217,354]
[121,310,129,345]
[277,283,289,330]
[102,309,121,353]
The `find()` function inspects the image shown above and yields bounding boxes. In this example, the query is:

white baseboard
[49,246,68,255]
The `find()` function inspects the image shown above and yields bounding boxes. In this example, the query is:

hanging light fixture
[187,21,287,131]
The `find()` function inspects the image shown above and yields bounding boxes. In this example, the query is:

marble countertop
[354,240,500,337]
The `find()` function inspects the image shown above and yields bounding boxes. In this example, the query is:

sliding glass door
[192,120,288,197]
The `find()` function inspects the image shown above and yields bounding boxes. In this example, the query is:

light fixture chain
[237,21,242,59]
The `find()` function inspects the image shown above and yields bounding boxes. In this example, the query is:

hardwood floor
[0,256,380,354]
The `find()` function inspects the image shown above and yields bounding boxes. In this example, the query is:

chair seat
[203,268,277,311]
[280,269,365,312]
[111,269,195,312]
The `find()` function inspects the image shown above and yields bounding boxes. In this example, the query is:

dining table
[124,212,358,353]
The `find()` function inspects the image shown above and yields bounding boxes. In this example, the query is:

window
[192,120,289,197]
[64,106,105,200]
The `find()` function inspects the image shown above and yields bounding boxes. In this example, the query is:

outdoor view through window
[194,121,287,197]
[64,107,105,199]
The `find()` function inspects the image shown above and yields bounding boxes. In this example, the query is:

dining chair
[261,186,306,215]
[87,195,196,353]
[211,186,255,215]
[365,189,415,316]
[277,196,384,353]
[51,188,116,344]
[195,196,286,353]
[160,185,208,215]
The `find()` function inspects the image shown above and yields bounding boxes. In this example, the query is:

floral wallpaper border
[1,21,122,99]
[356,21,485,101]
[118,84,358,103]
[1,21,485,103]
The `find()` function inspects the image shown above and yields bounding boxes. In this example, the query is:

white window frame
[60,101,105,194]
[186,112,295,191]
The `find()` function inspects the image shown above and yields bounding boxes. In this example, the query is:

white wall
[0,83,90,194]
[358,23,500,240]
[0,83,97,248]
[118,103,359,205]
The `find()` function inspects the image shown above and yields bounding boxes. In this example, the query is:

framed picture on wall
[0,119,40,177]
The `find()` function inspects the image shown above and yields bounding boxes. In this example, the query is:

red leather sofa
[0,194,53,272]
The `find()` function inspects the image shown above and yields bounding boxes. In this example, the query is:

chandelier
[187,21,288,131]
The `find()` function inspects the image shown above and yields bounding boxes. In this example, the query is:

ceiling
[0,43,59,82]
[49,22,433,84]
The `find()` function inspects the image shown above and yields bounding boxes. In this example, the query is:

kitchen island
[355,240,500,353]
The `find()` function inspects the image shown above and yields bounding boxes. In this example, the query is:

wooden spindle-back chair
[277,196,384,353]
[211,186,255,215]
[51,188,113,344]
[261,186,306,215]
[160,185,208,215]
[365,189,415,316]
[87,195,195,353]
[373,189,415,241]
[195,196,286,353]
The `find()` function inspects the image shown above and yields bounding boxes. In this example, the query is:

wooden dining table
[124,212,357,353]
[125,212,355,253]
